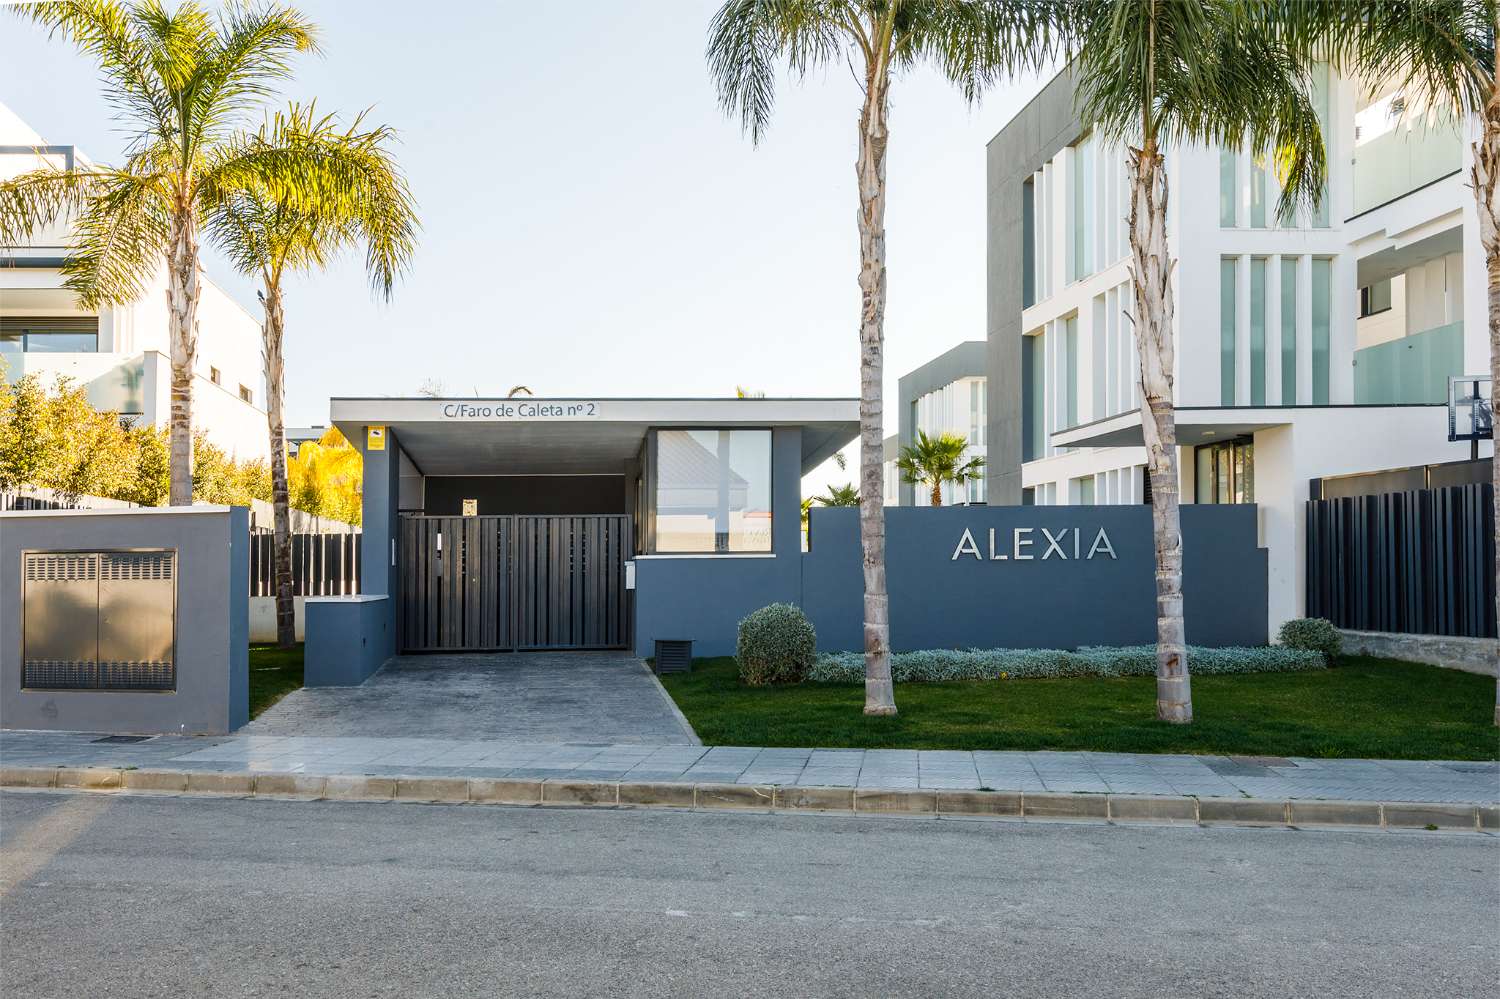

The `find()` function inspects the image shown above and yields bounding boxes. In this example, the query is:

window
[1281,258,1298,404]
[210,366,222,385]
[1220,259,1237,405]
[1360,279,1393,317]
[1194,437,1255,503]
[1023,331,1045,461]
[1311,258,1331,404]
[1064,315,1079,428]
[1219,150,1237,226]
[653,429,772,553]
[0,316,100,353]
[238,385,253,404]
[1250,258,1266,406]
[1249,154,1267,228]
[1022,177,1036,308]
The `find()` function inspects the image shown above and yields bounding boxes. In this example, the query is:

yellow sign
[366,425,386,451]
[462,498,478,517]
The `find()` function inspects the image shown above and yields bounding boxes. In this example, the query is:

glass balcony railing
[1353,321,1464,404]
[1352,116,1463,215]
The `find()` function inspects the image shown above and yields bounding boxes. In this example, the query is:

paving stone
[1198,798,1289,826]
[775,786,854,811]
[854,788,936,814]
[253,773,328,798]
[394,777,469,802]
[542,780,618,806]
[467,778,543,805]
[1024,793,1110,820]
[323,775,396,801]
[0,766,58,788]
[55,767,121,790]
[936,790,1022,817]
[1107,794,1198,823]
[185,772,255,795]
[696,782,773,810]
[1287,800,1384,828]
[1383,803,1478,831]
[121,770,190,793]
[618,781,696,808]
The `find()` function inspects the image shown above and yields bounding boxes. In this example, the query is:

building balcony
[0,345,147,415]
[1353,321,1463,405]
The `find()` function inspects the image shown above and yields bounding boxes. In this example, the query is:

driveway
[245,651,699,745]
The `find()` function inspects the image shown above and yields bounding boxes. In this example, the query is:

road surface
[1,791,1495,997]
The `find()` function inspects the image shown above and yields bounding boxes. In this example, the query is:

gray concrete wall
[304,596,393,685]
[633,427,803,658]
[896,340,987,506]
[0,506,249,734]
[801,504,1266,651]
[1337,629,1498,676]
[986,66,1082,503]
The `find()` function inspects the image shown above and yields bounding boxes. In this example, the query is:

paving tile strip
[2,765,1496,833]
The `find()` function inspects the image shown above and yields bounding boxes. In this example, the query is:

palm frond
[0,167,107,244]
[187,0,319,151]
[60,168,173,308]
[897,0,1069,103]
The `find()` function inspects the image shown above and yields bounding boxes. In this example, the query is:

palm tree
[205,105,417,649]
[1058,1,1329,723]
[506,385,534,398]
[896,430,984,507]
[814,483,861,506]
[1284,1,1497,724]
[0,0,323,504]
[708,0,1060,716]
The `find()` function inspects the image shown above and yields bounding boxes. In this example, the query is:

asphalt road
[1,791,1496,998]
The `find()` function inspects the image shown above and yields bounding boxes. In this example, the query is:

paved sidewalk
[2,731,1495,804]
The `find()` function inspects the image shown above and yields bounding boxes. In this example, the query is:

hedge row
[806,645,1326,684]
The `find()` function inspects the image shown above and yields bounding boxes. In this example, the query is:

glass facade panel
[15,331,98,352]
[1281,258,1297,404]
[1022,178,1036,308]
[1311,258,1331,404]
[1219,150,1236,226]
[1220,259,1237,405]
[654,429,772,553]
[1064,315,1078,428]
[1250,155,1267,228]
[1023,332,1045,461]
[1250,258,1266,405]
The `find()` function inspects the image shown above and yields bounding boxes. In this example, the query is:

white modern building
[1,104,269,461]
[884,340,988,506]
[986,65,1491,633]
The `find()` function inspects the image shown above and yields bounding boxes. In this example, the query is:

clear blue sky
[2,1,1051,487]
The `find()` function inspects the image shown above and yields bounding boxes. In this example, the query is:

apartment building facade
[1,105,268,461]
[883,340,988,506]
[986,65,1490,632]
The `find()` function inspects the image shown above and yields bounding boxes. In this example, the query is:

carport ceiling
[329,397,858,476]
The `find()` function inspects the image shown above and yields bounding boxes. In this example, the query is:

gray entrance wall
[0,506,249,734]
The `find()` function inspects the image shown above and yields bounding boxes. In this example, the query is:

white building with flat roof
[0,104,268,461]
[986,64,1490,634]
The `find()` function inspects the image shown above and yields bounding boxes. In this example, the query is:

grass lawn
[249,643,303,719]
[660,656,1500,760]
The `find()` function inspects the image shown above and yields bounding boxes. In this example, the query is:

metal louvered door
[399,514,630,653]
[22,549,176,690]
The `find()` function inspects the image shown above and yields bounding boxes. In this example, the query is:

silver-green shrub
[805,644,1324,684]
[737,603,818,685]
[1276,618,1342,663]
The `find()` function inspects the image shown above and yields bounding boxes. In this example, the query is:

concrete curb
[3,767,1495,833]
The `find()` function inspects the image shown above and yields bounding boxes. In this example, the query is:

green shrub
[736,603,817,685]
[1277,618,1342,663]
[805,644,1325,684]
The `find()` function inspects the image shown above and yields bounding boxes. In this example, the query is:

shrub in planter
[737,603,817,686]
[1277,617,1342,663]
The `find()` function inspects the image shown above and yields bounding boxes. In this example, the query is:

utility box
[653,638,692,674]
[22,550,176,691]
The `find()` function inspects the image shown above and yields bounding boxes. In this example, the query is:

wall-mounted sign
[366,425,386,451]
[951,526,1117,562]
[462,498,478,517]
[438,401,602,421]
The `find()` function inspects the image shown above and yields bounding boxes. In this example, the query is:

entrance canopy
[329,397,858,476]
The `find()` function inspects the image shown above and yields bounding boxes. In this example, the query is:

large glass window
[1250,258,1266,405]
[653,429,772,553]
[1220,259,1237,405]
[0,316,100,353]
[1195,437,1255,503]
[1281,258,1298,404]
[1064,314,1079,427]
[1311,258,1331,404]
[1219,150,1237,226]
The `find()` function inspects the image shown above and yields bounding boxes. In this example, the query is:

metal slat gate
[399,515,631,652]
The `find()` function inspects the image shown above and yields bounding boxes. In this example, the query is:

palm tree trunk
[165,202,201,506]
[1127,143,1191,725]
[856,60,896,716]
[263,281,296,649]
[1474,70,1499,727]
[931,482,942,507]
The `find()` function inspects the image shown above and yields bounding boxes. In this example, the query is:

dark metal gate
[399,514,631,652]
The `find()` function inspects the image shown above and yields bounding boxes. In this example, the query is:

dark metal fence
[1306,483,1495,638]
[249,532,361,597]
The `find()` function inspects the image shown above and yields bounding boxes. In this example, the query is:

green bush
[736,603,817,686]
[1277,618,1342,663]
[805,644,1325,684]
